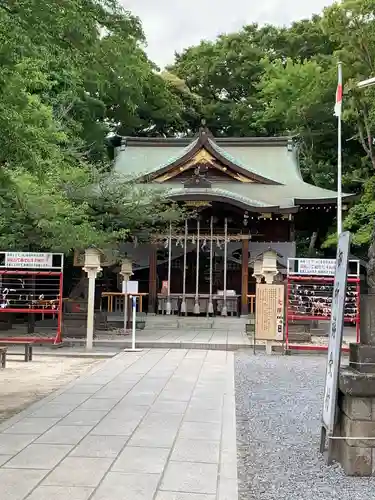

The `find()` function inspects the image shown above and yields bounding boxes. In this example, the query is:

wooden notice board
[255,284,285,341]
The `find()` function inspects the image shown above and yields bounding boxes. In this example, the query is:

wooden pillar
[241,237,249,316]
[289,216,295,242]
[148,245,157,314]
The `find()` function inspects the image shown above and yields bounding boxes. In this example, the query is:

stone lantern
[253,257,263,283]
[83,247,102,350]
[120,258,133,281]
[262,249,278,284]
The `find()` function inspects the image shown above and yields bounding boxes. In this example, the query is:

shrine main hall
[107,127,354,317]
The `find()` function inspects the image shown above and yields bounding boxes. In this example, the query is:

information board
[255,284,284,340]
[298,258,336,276]
[4,252,53,269]
[122,281,139,294]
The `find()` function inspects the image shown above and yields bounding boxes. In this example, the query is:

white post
[83,248,102,351]
[221,217,228,316]
[86,269,96,350]
[124,295,143,352]
[131,295,136,350]
[181,219,188,315]
[194,218,200,315]
[123,278,128,334]
[208,216,214,315]
[120,257,133,335]
[166,222,172,315]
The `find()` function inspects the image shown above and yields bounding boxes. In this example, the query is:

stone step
[287,332,312,342]
[141,314,248,331]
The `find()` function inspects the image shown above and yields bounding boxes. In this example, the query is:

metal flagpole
[166,222,172,314]
[221,217,228,316]
[208,216,214,315]
[336,62,343,235]
[181,219,188,315]
[194,218,200,315]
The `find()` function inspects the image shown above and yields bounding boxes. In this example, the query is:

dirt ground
[0,355,102,423]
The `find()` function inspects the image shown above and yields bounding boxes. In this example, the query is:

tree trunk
[308,231,318,257]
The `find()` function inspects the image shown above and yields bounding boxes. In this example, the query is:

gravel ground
[0,356,101,423]
[235,351,375,500]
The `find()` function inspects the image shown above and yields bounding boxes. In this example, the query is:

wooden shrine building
[108,127,355,317]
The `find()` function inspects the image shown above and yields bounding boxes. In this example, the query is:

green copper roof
[114,136,354,208]
[207,138,283,184]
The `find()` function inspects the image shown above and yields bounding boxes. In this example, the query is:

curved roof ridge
[166,186,277,210]
[293,180,357,204]
[144,137,199,175]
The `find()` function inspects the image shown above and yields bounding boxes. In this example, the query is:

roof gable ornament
[184,165,212,188]
[135,126,282,185]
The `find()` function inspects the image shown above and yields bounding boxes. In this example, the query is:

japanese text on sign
[4,252,53,269]
[298,259,336,276]
[322,232,351,435]
[255,284,284,341]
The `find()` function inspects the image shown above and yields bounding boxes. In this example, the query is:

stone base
[335,439,373,476]
[340,366,375,397]
[349,343,375,373]
[335,366,375,475]
[287,332,312,342]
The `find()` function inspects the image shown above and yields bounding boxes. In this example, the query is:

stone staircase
[143,315,248,331]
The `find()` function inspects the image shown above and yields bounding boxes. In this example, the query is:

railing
[100,293,148,313]
[247,294,256,315]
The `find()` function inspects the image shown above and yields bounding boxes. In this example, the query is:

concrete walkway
[0,349,238,500]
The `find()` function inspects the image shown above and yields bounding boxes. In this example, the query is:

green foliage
[0,167,101,252]
[324,176,375,249]
[4,0,375,261]
[255,58,339,187]
[169,2,375,255]
[0,166,187,253]
[0,0,189,253]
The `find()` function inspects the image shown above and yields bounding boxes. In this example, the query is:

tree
[168,18,340,138]
[0,165,188,253]
[318,0,375,270]
[255,57,340,187]
[169,27,266,136]
[167,3,375,257]
[0,0,191,170]
[323,0,375,169]
[0,0,190,253]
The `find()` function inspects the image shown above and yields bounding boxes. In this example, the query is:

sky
[121,0,335,68]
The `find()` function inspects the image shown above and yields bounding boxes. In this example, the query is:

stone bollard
[335,292,375,475]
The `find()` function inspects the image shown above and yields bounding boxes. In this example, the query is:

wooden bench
[0,347,7,368]
[0,341,34,362]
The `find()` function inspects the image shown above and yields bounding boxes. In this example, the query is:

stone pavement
[0,349,238,500]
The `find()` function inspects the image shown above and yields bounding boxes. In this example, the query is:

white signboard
[122,280,139,295]
[4,252,53,269]
[298,258,336,276]
[322,232,351,435]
